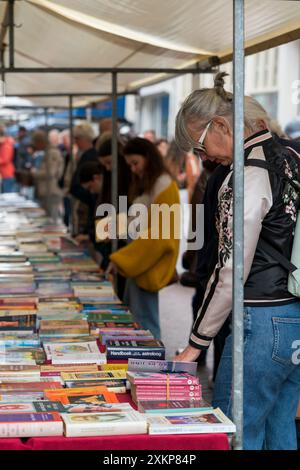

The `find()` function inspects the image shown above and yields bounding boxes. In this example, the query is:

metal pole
[0,65,218,74]
[232,0,244,450]
[69,95,74,170]
[111,72,118,253]
[5,92,138,98]
[68,95,74,232]
[8,0,14,69]
[44,107,48,133]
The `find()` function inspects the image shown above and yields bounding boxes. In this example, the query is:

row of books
[0,195,235,439]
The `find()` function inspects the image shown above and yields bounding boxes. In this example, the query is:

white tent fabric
[0,0,300,106]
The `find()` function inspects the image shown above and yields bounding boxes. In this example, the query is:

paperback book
[147,408,236,435]
[62,410,147,437]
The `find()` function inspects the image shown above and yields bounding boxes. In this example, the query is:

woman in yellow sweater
[108,138,180,339]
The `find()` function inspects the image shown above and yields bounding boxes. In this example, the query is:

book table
[0,393,230,450]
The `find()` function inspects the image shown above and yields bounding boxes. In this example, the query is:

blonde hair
[175,72,269,151]
[73,122,95,142]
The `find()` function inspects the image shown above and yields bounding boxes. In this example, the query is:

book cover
[0,412,63,437]
[100,333,154,345]
[61,370,126,382]
[65,380,126,393]
[88,314,133,324]
[128,359,198,376]
[99,364,128,372]
[63,402,133,414]
[44,385,119,405]
[0,314,36,331]
[0,381,62,392]
[138,399,213,414]
[40,364,98,375]
[0,401,65,413]
[147,408,236,435]
[62,410,147,437]
[127,371,199,385]
[107,349,165,360]
[107,339,164,349]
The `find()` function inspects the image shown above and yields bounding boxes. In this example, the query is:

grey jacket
[33,146,64,198]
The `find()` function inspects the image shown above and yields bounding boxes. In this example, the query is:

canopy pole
[69,95,74,233]
[8,0,15,69]
[44,107,48,133]
[232,0,245,450]
[69,95,74,172]
[111,72,118,254]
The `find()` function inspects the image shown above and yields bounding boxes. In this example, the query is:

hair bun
[214,71,229,89]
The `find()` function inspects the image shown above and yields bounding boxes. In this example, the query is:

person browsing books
[174,72,300,450]
[107,138,180,340]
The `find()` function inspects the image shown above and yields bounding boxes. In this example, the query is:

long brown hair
[124,137,170,202]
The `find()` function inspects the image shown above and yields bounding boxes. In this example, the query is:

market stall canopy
[0,0,300,106]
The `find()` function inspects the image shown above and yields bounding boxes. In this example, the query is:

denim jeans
[212,302,300,450]
[2,177,16,193]
[124,278,160,339]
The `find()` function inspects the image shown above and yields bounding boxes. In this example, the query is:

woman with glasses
[175,72,300,450]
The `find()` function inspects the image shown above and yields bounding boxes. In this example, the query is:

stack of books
[127,371,202,404]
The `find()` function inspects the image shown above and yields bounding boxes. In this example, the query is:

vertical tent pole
[69,95,74,173]
[69,95,74,232]
[111,72,118,253]
[232,0,245,450]
[44,107,48,133]
[8,0,14,69]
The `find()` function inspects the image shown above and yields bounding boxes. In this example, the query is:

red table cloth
[0,393,230,450]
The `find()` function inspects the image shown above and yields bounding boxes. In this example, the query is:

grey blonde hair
[175,72,269,151]
[73,122,95,142]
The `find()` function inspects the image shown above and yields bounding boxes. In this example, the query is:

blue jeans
[212,302,300,450]
[2,177,16,193]
[124,278,160,339]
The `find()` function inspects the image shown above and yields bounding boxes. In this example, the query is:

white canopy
[0,0,300,106]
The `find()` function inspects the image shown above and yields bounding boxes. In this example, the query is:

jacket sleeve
[189,165,273,350]
[111,237,174,279]
[110,182,180,278]
[33,149,63,180]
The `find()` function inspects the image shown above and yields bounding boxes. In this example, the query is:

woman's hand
[75,234,89,244]
[173,344,201,362]
[106,261,118,277]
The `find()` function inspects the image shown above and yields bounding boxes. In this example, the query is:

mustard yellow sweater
[110,177,180,292]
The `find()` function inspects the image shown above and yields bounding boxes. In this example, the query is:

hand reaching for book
[173,344,201,363]
[106,261,118,277]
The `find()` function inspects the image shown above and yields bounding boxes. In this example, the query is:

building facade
[125,39,300,140]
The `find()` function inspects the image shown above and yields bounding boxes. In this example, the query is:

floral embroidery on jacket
[283,159,299,222]
[217,186,233,264]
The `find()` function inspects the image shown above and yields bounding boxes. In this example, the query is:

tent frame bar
[4,92,139,97]
[0,65,218,74]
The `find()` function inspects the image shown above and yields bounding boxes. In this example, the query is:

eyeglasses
[193,120,212,155]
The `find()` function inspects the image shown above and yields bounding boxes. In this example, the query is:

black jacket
[190,130,300,350]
